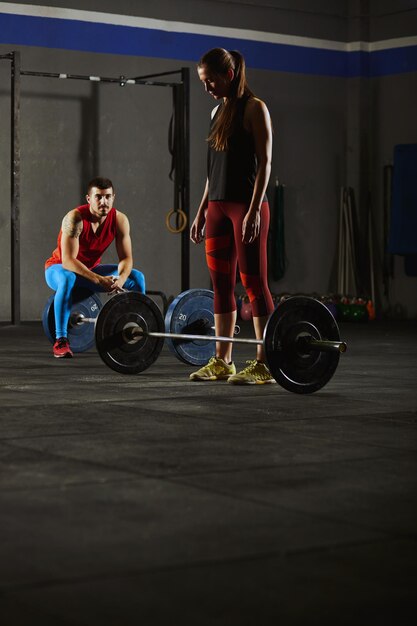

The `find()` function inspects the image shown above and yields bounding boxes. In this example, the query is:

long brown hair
[198,48,254,151]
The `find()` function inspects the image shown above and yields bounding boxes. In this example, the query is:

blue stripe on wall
[346,51,370,78]
[0,12,416,77]
[371,46,417,76]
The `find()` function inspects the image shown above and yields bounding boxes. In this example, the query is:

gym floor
[0,318,416,625]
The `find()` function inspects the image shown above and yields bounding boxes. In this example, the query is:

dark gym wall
[345,0,417,318]
[368,1,417,318]
[0,0,416,321]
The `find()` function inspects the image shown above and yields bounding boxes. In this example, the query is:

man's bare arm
[62,211,83,238]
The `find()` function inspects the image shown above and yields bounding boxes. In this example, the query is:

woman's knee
[241,273,274,317]
[210,274,236,314]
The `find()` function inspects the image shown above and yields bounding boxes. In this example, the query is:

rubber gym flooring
[0,318,416,625]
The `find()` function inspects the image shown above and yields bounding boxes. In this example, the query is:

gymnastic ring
[165,209,188,234]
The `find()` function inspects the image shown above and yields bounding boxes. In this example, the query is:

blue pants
[45,264,146,339]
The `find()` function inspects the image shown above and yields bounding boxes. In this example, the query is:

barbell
[79,290,346,394]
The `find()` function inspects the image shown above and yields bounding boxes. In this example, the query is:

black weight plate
[95,292,164,375]
[42,288,102,353]
[165,289,215,365]
[264,296,341,394]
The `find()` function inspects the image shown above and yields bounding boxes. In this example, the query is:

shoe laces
[239,360,271,379]
[239,359,259,374]
[56,337,69,348]
[207,356,226,371]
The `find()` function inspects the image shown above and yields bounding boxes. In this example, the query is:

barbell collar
[303,338,348,354]
[70,314,97,326]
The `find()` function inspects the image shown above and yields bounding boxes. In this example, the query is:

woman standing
[190,48,275,384]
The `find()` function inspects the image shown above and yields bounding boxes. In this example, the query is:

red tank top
[45,205,118,269]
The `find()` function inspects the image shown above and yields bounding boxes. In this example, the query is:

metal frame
[1,51,190,324]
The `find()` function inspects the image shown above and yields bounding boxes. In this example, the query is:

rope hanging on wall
[167,86,187,233]
[168,89,176,182]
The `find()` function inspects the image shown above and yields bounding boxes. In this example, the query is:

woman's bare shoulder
[246,96,269,114]
[244,97,270,130]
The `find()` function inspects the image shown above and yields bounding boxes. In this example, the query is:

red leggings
[205,201,274,317]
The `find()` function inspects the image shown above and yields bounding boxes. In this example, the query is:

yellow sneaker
[190,356,236,381]
[228,360,276,385]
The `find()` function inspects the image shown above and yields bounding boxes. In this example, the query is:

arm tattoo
[62,213,83,238]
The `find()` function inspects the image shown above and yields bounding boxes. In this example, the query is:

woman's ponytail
[198,48,254,151]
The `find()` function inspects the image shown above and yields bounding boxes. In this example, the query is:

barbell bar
[71,307,346,354]
[122,325,346,353]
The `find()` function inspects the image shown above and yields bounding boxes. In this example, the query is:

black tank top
[207,96,266,203]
